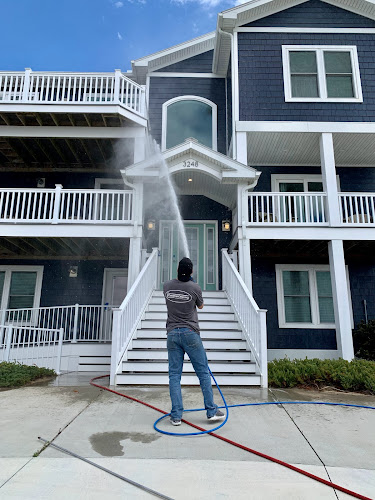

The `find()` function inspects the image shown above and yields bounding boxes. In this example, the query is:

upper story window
[282,46,363,103]
[162,96,217,151]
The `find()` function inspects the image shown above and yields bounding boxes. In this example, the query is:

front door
[159,221,217,290]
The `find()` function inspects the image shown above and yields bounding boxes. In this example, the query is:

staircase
[115,290,261,386]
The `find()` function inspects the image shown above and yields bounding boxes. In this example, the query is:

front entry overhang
[121,138,260,209]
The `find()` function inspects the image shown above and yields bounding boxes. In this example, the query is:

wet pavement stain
[89,431,160,457]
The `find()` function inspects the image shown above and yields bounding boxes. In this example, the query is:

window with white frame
[282,46,363,102]
[0,266,43,321]
[276,264,337,328]
[162,96,217,151]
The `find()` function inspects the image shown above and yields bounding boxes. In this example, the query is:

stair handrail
[222,249,268,387]
[110,248,159,384]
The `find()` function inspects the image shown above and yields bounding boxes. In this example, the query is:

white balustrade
[222,249,268,388]
[0,325,64,373]
[110,248,159,384]
[0,304,113,343]
[339,193,375,225]
[0,70,146,116]
[248,192,328,225]
[0,187,133,224]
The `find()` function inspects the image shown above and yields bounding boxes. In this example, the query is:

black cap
[178,257,193,282]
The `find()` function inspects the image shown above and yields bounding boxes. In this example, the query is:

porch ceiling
[0,237,129,259]
[246,132,375,167]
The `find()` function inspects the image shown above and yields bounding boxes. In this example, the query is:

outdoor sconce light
[147,220,156,231]
[69,266,78,278]
[222,220,231,232]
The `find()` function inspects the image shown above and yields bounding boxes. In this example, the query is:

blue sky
[0,0,245,73]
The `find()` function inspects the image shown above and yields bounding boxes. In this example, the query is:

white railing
[110,248,159,384]
[0,304,113,343]
[248,192,328,225]
[0,70,146,116]
[339,193,375,225]
[222,249,268,388]
[0,325,63,373]
[0,186,133,224]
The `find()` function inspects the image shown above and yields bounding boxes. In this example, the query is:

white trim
[271,174,341,192]
[282,45,363,103]
[233,31,240,133]
[0,265,43,312]
[268,349,340,360]
[0,125,146,139]
[236,121,375,133]
[161,96,218,152]
[275,263,352,329]
[149,73,225,78]
[242,226,375,240]
[236,27,375,33]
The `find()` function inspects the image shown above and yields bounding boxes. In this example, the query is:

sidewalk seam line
[0,458,34,490]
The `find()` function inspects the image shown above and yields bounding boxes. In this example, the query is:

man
[163,257,225,426]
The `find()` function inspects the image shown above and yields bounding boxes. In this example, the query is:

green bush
[0,362,56,388]
[353,320,375,361]
[268,358,375,394]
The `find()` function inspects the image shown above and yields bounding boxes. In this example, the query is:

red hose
[90,375,373,500]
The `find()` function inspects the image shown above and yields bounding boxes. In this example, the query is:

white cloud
[114,1,124,6]
[117,32,123,40]
[172,0,226,7]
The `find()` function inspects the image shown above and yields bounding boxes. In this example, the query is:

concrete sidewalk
[0,372,374,499]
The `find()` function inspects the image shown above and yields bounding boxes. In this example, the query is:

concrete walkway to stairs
[1,371,375,499]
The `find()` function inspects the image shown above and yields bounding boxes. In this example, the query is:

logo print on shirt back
[166,290,192,303]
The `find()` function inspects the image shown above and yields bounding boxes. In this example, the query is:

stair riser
[153,291,226,299]
[116,374,261,385]
[143,312,236,321]
[148,304,232,313]
[135,331,243,340]
[127,351,252,361]
[121,362,256,373]
[149,298,230,306]
[132,340,247,349]
[140,321,240,330]
[78,365,110,372]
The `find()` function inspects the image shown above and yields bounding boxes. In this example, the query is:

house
[1,0,375,387]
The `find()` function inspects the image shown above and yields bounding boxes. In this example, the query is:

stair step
[147,304,232,313]
[131,339,248,350]
[121,361,256,373]
[136,330,243,340]
[116,373,261,386]
[143,312,236,322]
[127,350,252,361]
[140,320,240,330]
[153,290,226,299]
[149,297,230,306]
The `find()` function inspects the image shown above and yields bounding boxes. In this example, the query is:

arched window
[162,96,217,151]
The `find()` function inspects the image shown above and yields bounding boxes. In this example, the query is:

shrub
[268,358,375,394]
[0,362,56,388]
[353,320,375,361]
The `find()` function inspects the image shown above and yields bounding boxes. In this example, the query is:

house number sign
[182,160,199,168]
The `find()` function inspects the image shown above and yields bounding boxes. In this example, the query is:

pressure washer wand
[38,437,174,500]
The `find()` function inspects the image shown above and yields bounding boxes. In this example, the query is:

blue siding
[244,0,375,28]
[349,264,375,326]
[148,77,227,153]
[155,50,214,73]
[238,31,375,122]
[0,172,123,190]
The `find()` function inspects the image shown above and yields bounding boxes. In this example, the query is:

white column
[236,131,247,164]
[320,133,341,226]
[328,239,354,360]
[134,135,146,164]
[127,236,142,290]
[238,235,252,293]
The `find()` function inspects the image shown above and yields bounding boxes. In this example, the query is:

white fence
[248,192,328,225]
[0,70,145,116]
[0,186,133,224]
[339,193,375,225]
[222,249,268,388]
[0,304,113,343]
[0,325,63,373]
[110,248,159,384]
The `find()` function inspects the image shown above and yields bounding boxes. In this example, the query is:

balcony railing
[248,192,328,225]
[0,69,146,117]
[0,186,134,224]
[339,193,375,225]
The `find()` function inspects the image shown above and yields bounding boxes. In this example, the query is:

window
[0,267,43,322]
[276,265,337,328]
[282,46,363,102]
[162,96,217,151]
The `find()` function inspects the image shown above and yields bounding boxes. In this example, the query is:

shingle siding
[238,31,375,122]
[148,77,227,153]
[243,0,375,28]
[155,50,214,73]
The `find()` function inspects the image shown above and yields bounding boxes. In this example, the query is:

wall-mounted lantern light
[222,220,231,232]
[147,220,156,231]
[69,265,78,278]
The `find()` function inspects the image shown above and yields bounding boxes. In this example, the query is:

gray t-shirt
[163,279,204,334]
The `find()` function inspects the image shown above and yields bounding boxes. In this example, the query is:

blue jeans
[167,327,218,420]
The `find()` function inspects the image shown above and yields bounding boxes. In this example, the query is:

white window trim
[282,45,363,103]
[276,264,353,329]
[161,95,218,152]
[271,174,341,193]
[0,266,44,314]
